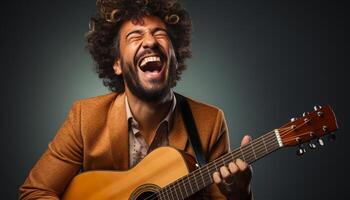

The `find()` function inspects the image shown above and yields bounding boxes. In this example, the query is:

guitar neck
[158,130,282,199]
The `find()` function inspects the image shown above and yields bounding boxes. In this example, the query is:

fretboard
[157,130,282,200]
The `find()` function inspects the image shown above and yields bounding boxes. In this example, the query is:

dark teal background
[2,0,348,199]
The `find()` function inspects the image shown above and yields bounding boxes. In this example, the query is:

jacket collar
[107,92,188,170]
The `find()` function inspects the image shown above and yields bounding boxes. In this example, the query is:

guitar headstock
[279,105,338,148]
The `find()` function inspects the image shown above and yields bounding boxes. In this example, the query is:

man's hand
[212,135,253,200]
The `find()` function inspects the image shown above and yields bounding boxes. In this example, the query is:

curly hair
[86,0,192,92]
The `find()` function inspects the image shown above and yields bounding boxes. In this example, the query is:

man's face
[114,15,177,102]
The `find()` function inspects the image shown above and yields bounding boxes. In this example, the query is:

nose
[142,32,157,49]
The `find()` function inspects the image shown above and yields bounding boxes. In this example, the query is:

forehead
[119,15,167,36]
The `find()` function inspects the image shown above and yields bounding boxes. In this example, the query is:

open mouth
[138,55,164,73]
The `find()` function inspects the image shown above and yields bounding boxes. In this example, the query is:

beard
[121,51,177,103]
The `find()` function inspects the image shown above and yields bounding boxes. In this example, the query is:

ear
[113,59,123,75]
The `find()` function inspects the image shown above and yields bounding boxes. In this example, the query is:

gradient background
[2,0,348,199]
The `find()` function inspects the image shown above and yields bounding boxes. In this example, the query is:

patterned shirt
[125,93,177,168]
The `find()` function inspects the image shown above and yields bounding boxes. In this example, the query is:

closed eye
[153,29,169,38]
[127,34,143,42]
[126,30,143,42]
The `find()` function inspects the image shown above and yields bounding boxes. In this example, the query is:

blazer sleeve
[202,109,231,200]
[203,110,253,200]
[19,101,83,200]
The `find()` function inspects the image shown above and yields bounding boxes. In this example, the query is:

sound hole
[135,191,158,200]
[130,183,160,200]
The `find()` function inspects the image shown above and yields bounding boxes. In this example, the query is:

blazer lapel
[107,93,129,170]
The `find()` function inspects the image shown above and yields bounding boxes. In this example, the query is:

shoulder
[75,92,119,107]
[68,92,121,122]
[72,92,119,111]
[179,95,229,154]
[178,94,226,136]
[183,95,225,122]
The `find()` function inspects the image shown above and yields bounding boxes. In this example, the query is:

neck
[158,130,282,199]
[125,88,173,134]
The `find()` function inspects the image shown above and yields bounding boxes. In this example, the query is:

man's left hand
[212,135,253,200]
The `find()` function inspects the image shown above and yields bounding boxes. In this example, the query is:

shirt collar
[125,91,177,134]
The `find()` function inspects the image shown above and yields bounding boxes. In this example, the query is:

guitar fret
[178,181,184,199]
[199,169,211,190]
[159,131,284,200]
[206,165,213,183]
[230,150,235,162]
[183,176,188,198]
[267,133,277,153]
[158,191,162,200]
[254,140,266,161]
[255,137,266,159]
[243,146,251,163]
[220,157,225,167]
[193,174,200,192]
[170,188,174,200]
[168,140,270,199]
[164,187,170,200]
[243,147,251,163]
[200,167,205,187]
[261,135,268,153]
[240,148,245,161]
[250,143,257,160]
[160,190,165,200]
[188,176,194,194]
[174,183,179,200]
[169,184,175,200]
[163,185,168,200]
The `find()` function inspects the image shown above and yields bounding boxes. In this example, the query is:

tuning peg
[318,138,325,146]
[308,142,317,149]
[291,117,298,122]
[317,111,324,117]
[314,105,322,111]
[322,126,328,132]
[296,144,306,156]
[327,133,336,141]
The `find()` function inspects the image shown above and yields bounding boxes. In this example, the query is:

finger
[220,166,231,179]
[235,159,253,183]
[228,161,238,174]
[235,159,248,171]
[213,172,222,184]
[240,135,252,147]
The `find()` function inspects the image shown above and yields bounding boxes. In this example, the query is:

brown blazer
[19,92,230,199]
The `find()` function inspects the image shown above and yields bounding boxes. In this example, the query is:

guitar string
[172,122,311,199]
[151,124,306,200]
[144,130,279,200]
[158,129,283,200]
[142,129,280,200]
[145,127,293,200]
[145,122,309,200]
[175,122,310,194]
[156,126,300,200]
[282,128,324,143]
[166,121,312,200]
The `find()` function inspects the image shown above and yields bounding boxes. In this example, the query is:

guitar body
[62,147,197,200]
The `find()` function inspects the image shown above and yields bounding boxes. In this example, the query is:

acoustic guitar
[62,105,338,200]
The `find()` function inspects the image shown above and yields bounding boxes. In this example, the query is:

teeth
[140,56,161,67]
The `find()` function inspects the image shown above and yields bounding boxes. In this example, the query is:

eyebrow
[125,27,168,39]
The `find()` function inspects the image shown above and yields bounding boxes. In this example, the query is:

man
[19,0,252,199]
